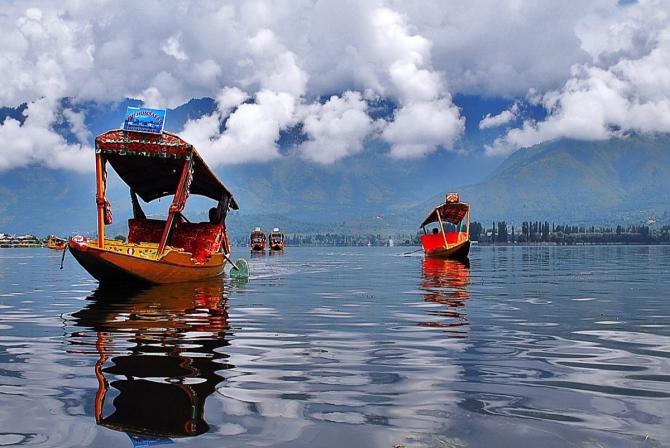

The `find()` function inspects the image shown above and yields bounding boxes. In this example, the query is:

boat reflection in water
[249,250,266,258]
[419,257,470,336]
[69,279,232,441]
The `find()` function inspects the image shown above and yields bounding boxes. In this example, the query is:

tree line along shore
[3,221,670,249]
[231,221,670,247]
[470,221,670,245]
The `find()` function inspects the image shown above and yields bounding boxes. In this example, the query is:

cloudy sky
[0,0,668,172]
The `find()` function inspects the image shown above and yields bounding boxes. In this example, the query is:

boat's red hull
[420,232,470,259]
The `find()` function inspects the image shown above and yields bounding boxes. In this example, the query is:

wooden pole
[95,154,105,248]
[157,157,192,258]
[436,208,449,250]
[222,251,238,271]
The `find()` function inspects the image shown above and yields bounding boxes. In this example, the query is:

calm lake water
[0,245,669,447]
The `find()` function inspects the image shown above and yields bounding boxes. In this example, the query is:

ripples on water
[0,246,668,447]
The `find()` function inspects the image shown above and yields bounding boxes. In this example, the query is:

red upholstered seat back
[128,219,223,262]
[128,219,165,244]
[172,222,224,263]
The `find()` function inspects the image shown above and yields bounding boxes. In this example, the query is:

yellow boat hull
[47,239,67,250]
[69,239,226,285]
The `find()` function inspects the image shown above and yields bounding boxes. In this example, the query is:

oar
[402,248,423,256]
[222,252,249,278]
[222,252,237,269]
[60,237,70,269]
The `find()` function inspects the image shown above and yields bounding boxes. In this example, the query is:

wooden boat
[419,193,470,260]
[269,227,285,251]
[46,236,67,250]
[250,227,266,252]
[68,129,239,285]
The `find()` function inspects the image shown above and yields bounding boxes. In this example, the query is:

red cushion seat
[128,218,165,244]
[128,219,223,262]
[171,222,224,263]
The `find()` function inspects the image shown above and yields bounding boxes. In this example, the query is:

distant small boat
[46,236,67,250]
[250,227,266,252]
[68,129,239,285]
[269,227,285,251]
[419,193,470,260]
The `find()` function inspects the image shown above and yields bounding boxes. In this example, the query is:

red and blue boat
[419,193,470,260]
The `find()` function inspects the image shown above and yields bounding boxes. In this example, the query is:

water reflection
[3,246,669,447]
[419,257,470,334]
[249,251,266,258]
[68,279,232,440]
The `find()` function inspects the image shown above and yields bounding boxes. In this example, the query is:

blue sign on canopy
[123,107,166,134]
[127,433,174,447]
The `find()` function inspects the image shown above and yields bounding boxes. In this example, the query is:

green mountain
[2,134,669,237]
[0,97,499,237]
[0,142,491,236]
[0,168,97,235]
[413,135,670,226]
[220,144,482,221]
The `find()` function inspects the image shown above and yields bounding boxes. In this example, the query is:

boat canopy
[96,130,238,209]
[420,201,469,228]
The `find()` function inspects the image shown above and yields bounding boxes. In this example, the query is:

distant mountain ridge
[0,97,497,235]
[1,97,669,236]
[412,135,670,226]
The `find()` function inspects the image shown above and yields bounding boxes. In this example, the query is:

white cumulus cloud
[180,28,307,165]
[0,0,668,170]
[486,0,670,156]
[244,29,308,97]
[384,99,464,158]
[62,108,89,144]
[0,99,93,172]
[161,33,189,61]
[479,102,520,129]
[298,91,373,164]
[182,89,295,165]
[371,7,465,158]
